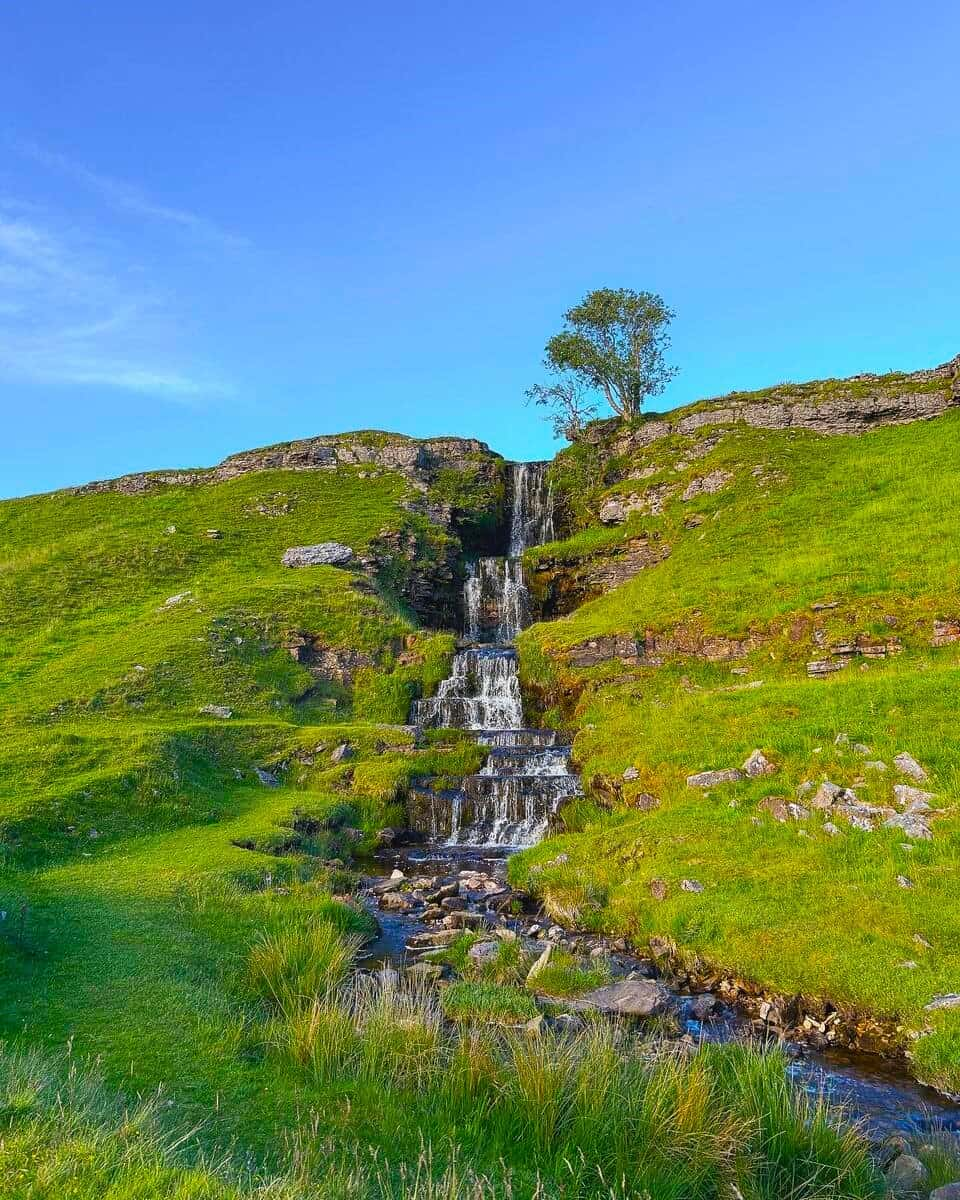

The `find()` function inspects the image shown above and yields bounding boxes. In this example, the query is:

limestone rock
[884,812,933,840]
[622,766,640,781]
[330,742,354,764]
[200,704,232,718]
[681,878,704,894]
[884,1153,927,1194]
[281,542,354,568]
[466,941,501,967]
[925,994,960,1012]
[565,978,673,1018]
[525,944,553,986]
[893,784,935,812]
[743,749,776,777]
[254,767,280,787]
[682,470,732,501]
[894,752,928,781]
[649,878,668,901]
[930,1185,960,1200]
[810,781,843,809]
[686,768,744,788]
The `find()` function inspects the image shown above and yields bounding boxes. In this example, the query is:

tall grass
[248,917,363,1013]
[268,964,885,1200]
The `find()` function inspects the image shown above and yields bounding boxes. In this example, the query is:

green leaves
[539,287,678,425]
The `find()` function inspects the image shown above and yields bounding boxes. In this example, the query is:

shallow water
[359,846,960,1141]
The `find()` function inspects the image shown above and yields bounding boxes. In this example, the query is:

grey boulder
[281,542,354,568]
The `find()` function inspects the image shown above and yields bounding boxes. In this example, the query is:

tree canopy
[531,288,677,435]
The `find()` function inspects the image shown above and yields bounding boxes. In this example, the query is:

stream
[362,461,960,1143]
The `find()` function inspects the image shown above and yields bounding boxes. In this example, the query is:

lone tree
[529,288,677,435]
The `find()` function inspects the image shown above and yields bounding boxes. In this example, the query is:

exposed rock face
[529,537,671,620]
[609,353,960,457]
[72,432,502,497]
[565,624,761,669]
[281,542,354,567]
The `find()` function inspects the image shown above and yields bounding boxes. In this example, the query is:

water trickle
[411,460,579,847]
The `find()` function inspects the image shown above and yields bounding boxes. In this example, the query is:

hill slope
[514,356,960,1091]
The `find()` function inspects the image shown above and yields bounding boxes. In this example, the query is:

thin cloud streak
[17,139,250,251]
[0,205,232,402]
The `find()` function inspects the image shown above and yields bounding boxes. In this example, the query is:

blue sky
[1,1,958,498]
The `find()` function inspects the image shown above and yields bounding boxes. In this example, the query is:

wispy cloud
[0,204,232,400]
[17,139,249,250]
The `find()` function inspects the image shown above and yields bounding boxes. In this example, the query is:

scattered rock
[930,1183,960,1200]
[893,784,936,812]
[199,704,232,719]
[330,742,354,764]
[896,875,915,890]
[566,979,673,1018]
[406,962,443,984]
[743,749,776,777]
[254,767,280,787]
[161,590,193,609]
[686,993,717,1021]
[466,941,501,967]
[811,781,842,809]
[894,752,928,782]
[863,761,888,773]
[380,892,413,913]
[925,994,960,1012]
[758,796,790,822]
[811,601,839,612]
[622,766,640,781]
[686,768,744,788]
[649,878,668,901]
[807,659,846,677]
[681,878,704,894]
[822,822,840,836]
[281,542,354,568]
[682,470,732,501]
[884,812,933,840]
[884,1153,927,1194]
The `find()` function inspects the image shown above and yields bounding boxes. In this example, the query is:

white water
[412,460,580,846]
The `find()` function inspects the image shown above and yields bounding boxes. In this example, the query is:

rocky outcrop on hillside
[71,431,503,498]
[607,354,960,456]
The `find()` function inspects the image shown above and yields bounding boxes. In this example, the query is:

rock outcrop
[607,353,960,457]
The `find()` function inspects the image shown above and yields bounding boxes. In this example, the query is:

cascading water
[410,461,580,847]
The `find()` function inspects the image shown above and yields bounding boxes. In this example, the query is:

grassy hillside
[516,409,960,1091]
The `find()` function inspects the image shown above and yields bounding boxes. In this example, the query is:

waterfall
[410,459,579,847]
[412,647,524,731]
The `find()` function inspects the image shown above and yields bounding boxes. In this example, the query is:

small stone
[914,934,932,949]
[896,875,914,889]
[524,1014,545,1037]
[686,768,744,788]
[622,766,640,781]
[161,590,192,609]
[897,960,919,970]
[443,911,484,930]
[390,868,405,881]
[254,767,280,787]
[649,878,668,901]
[330,742,354,764]
[822,822,840,836]
[564,979,673,1018]
[884,1153,927,1193]
[788,804,811,821]
[863,761,888,773]
[380,892,413,912]
[894,753,928,782]
[930,1183,960,1200]
[681,878,704,894]
[853,743,872,756]
[743,749,776,778]
[199,704,232,719]
[205,529,223,539]
[834,733,850,745]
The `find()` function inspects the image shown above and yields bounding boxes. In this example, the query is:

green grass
[441,981,539,1024]
[525,948,611,998]
[516,411,960,1092]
